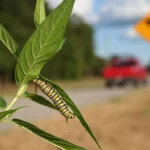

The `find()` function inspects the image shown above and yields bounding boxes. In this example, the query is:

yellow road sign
[135,13,150,42]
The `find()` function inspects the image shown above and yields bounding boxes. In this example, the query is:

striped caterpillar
[33,78,75,122]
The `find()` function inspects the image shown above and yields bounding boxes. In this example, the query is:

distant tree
[0,0,105,82]
[91,56,106,76]
[42,16,96,79]
[0,0,37,83]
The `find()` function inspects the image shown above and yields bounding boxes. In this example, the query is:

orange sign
[135,13,150,42]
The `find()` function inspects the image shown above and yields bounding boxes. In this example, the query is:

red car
[103,57,148,87]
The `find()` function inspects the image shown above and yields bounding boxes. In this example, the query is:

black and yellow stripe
[33,78,75,122]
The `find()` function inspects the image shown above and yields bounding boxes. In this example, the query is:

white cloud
[46,0,96,23]
[99,0,150,24]
[123,27,140,39]
[45,0,150,25]
[98,0,150,40]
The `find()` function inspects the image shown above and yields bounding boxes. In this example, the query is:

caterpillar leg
[66,118,68,123]
[35,84,38,94]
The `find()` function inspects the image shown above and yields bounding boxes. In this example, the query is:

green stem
[5,96,19,111]
[5,84,28,111]
[1,120,11,123]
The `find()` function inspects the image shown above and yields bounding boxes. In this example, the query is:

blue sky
[93,0,104,13]
[94,25,150,65]
[48,0,150,65]
[92,0,150,65]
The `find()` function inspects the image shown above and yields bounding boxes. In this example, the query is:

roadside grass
[0,77,104,96]
[0,87,150,150]
[55,77,104,89]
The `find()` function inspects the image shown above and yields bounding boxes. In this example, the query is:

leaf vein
[20,63,26,75]
[25,46,30,68]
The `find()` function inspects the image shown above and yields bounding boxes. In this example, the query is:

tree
[0,0,104,82]
[42,16,96,79]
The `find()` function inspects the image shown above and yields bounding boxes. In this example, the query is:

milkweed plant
[0,0,102,149]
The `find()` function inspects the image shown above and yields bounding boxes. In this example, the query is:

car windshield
[112,60,136,67]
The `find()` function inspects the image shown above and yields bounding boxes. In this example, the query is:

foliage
[42,19,96,79]
[0,96,7,110]
[12,119,86,150]
[0,0,105,83]
[40,75,101,148]
[23,92,57,110]
[0,106,26,120]
[0,0,36,83]
[15,0,75,86]
[91,56,106,76]
[0,0,102,150]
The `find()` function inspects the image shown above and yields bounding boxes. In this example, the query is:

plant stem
[5,96,19,111]
[1,120,11,123]
[5,85,27,111]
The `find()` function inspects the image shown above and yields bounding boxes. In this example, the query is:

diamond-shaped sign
[135,13,150,42]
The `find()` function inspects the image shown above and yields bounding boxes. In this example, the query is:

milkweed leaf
[0,107,26,121]
[34,0,46,27]
[15,0,75,86]
[40,75,102,150]
[23,92,57,110]
[0,24,18,58]
[0,97,7,110]
[57,38,66,53]
[12,119,86,150]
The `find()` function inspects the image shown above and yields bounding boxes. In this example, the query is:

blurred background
[0,0,150,150]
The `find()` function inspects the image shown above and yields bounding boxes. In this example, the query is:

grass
[0,77,104,96]
[0,87,150,150]
[55,77,104,89]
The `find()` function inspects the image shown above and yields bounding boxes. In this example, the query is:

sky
[46,0,150,65]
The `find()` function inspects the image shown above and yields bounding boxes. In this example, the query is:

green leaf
[0,107,25,121]
[0,97,7,110]
[12,119,86,150]
[15,0,75,86]
[40,75,102,150]
[0,110,14,120]
[0,24,19,84]
[57,38,67,53]
[0,24,18,58]
[34,0,46,27]
[23,92,57,110]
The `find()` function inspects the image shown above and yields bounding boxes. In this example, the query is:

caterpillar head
[33,78,39,83]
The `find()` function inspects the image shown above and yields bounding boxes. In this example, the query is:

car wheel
[132,79,139,87]
[142,79,148,85]
[105,80,114,88]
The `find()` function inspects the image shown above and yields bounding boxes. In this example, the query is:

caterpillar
[33,78,75,122]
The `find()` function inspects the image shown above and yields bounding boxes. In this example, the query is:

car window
[112,61,136,67]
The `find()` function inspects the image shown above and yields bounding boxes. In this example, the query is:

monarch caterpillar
[33,78,75,122]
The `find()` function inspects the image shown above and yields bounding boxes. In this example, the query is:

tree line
[0,0,105,84]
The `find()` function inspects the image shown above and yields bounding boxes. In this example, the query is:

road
[0,87,132,130]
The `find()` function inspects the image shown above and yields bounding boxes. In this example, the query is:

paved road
[0,87,132,130]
